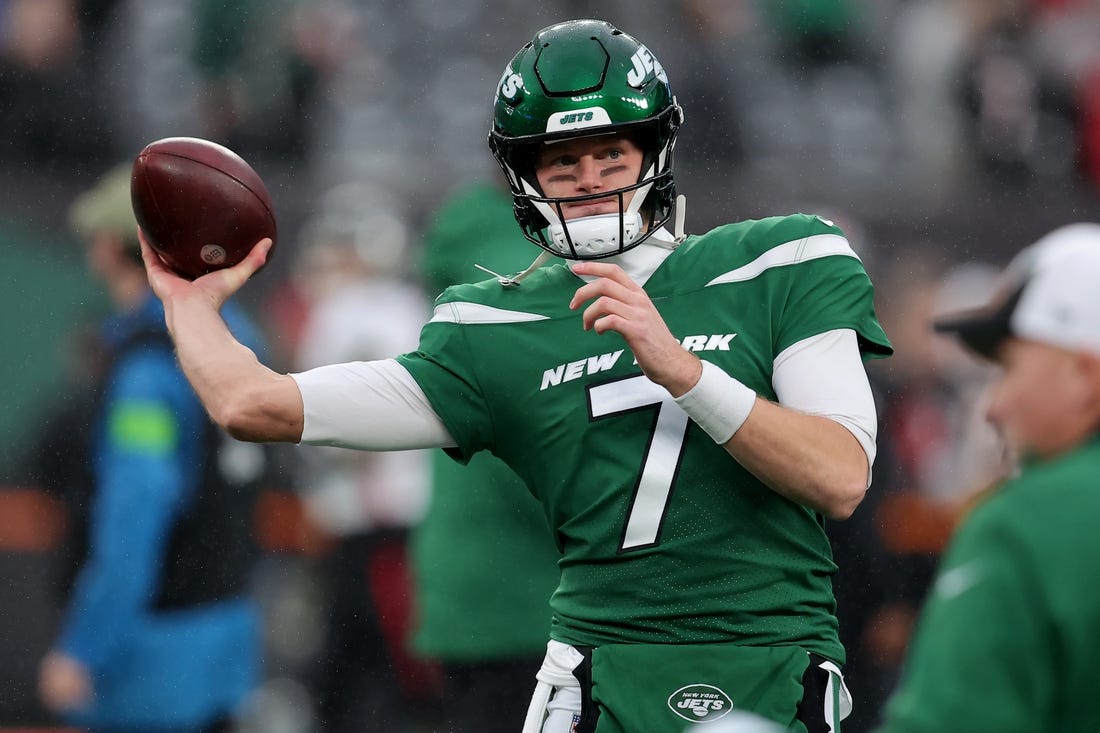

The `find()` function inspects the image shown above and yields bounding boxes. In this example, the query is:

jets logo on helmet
[627,46,667,87]
[499,66,524,101]
[488,19,683,261]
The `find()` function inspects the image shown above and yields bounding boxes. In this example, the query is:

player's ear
[1076,352,1100,410]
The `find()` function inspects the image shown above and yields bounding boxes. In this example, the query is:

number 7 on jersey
[587,375,691,552]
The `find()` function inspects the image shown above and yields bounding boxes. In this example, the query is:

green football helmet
[488,19,683,260]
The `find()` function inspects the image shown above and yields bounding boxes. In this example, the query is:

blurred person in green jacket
[411,181,561,733]
[877,223,1100,733]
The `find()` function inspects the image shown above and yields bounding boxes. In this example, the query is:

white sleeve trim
[291,358,456,451]
[705,234,860,286]
[773,328,878,486]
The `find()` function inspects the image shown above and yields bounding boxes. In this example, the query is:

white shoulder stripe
[429,301,550,324]
[706,233,860,287]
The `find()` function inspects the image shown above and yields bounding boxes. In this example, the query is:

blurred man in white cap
[875,223,1100,733]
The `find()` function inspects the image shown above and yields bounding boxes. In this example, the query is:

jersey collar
[570,227,678,286]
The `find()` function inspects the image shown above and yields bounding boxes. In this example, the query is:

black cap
[932,282,1026,360]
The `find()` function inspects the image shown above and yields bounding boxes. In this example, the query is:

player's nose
[575,156,602,191]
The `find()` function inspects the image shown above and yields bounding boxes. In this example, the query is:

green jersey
[397,214,891,657]
[877,437,1100,733]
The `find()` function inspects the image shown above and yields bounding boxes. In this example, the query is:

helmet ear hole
[488,135,549,235]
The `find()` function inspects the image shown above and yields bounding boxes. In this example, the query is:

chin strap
[674,194,687,242]
[475,250,556,288]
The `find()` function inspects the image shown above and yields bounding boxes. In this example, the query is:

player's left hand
[38,650,93,713]
[569,261,701,396]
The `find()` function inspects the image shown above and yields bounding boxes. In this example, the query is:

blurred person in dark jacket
[0,0,117,170]
[37,164,267,733]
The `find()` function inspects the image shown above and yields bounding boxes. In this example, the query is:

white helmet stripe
[522,177,564,230]
[625,161,656,217]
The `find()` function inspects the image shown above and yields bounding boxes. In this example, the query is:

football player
[142,19,891,733]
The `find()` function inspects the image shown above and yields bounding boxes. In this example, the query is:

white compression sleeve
[772,328,878,482]
[289,332,876,477]
[291,358,456,451]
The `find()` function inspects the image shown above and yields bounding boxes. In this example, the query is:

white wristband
[673,360,757,444]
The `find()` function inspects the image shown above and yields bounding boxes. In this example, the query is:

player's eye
[596,148,625,164]
[541,153,575,168]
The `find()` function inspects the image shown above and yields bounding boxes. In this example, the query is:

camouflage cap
[69,163,139,248]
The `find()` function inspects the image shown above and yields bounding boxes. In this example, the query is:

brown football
[130,137,277,280]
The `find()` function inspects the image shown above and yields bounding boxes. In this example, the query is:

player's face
[535,134,644,220]
[985,338,1092,459]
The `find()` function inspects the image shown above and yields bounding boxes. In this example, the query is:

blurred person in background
[289,181,438,733]
[1029,0,1100,194]
[840,255,1007,732]
[139,19,891,733]
[37,164,267,733]
[760,0,866,67]
[874,256,1007,523]
[411,180,561,733]
[190,0,351,162]
[0,0,117,172]
[876,222,1100,733]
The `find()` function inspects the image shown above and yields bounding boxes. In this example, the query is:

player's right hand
[140,229,272,311]
[569,259,702,397]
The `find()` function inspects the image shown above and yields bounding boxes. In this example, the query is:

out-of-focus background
[2,0,1099,731]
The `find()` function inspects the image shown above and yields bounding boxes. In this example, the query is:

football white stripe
[429,301,550,324]
[705,234,860,286]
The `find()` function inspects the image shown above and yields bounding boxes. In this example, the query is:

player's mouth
[562,199,618,219]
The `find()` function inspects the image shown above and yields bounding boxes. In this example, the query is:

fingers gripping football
[141,228,271,311]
